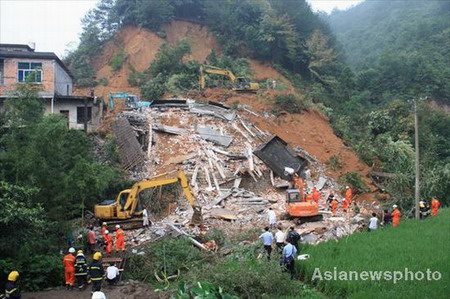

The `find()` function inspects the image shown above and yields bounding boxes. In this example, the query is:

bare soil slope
[74,20,377,199]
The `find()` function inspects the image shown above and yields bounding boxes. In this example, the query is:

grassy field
[298,208,449,299]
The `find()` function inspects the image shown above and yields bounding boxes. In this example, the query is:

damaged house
[0,43,102,131]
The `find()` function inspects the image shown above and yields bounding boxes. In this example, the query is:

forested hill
[66,0,343,87]
[327,0,450,70]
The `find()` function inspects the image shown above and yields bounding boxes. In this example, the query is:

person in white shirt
[259,226,274,260]
[368,213,378,231]
[275,226,285,252]
[267,208,276,229]
[92,291,107,299]
[282,239,298,279]
[106,263,120,285]
[142,206,149,227]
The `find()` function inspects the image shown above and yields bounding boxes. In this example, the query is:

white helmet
[105,230,109,234]
[115,224,120,229]
[346,186,349,189]
[393,204,398,208]
[69,247,75,253]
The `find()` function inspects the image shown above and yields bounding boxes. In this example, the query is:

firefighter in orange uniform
[431,197,441,216]
[306,191,313,202]
[312,186,321,203]
[104,230,113,255]
[331,198,338,216]
[392,205,401,227]
[293,173,304,201]
[63,247,76,290]
[101,222,107,241]
[115,224,125,253]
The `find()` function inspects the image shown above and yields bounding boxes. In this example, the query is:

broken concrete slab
[197,126,233,147]
[153,124,187,135]
[208,208,237,220]
[165,152,197,165]
[316,177,327,190]
[190,104,235,121]
[208,191,233,208]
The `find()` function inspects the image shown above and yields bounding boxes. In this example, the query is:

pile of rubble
[108,98,375,247]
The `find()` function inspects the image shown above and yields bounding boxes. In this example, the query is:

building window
[18,62,42,83]
[77,107,92,124]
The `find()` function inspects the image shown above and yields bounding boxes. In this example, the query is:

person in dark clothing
[419,201,430,219]
[89,252,104,293]
[382,209,392,226]
[286,227,301,251]
[5,271,21,298]
[75,250,88,290]
[326,193,335,210]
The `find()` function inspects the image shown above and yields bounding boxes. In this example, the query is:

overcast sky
[0,0,362,58]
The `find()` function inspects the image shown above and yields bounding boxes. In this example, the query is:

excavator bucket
[191,206,203,224]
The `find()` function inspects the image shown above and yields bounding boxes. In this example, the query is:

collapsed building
[99,97,376,249]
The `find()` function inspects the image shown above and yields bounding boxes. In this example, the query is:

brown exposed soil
[164,20,220,62]
[74,20,378,200]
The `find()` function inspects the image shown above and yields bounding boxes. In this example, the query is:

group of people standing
[326,186,353,216]
[259,226,301,279]
[369,197,441,231]
[99,223,126,256]
[63,248,120,295]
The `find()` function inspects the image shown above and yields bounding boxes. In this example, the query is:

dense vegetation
[65,0,342,87]
[127,230,325,298]
[12,0,446,293]
[300,209,450,298]
[316,0,450,209]
[0,84,124,290]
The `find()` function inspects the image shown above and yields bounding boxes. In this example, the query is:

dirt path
[22,282,168,299]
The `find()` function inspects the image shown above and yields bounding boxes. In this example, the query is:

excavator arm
[122,170,201,220]
[199,65,237,89]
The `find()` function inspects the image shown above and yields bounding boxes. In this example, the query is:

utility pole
[414,98,420,219]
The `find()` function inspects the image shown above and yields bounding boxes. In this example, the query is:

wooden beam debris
[167,223,208,251]
[239,117,256,137]
[208,191,233,208]
[232,123,252,142]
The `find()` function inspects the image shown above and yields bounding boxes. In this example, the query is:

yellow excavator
[94,170,202,226]
[199,65,259,92]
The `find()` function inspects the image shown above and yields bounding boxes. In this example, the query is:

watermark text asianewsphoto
[312,267,442,284]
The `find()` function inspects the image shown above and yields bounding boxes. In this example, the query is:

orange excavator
[286,189,323,223]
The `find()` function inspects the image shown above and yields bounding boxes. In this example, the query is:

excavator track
[296,214,323,224]
[102,218,144,230]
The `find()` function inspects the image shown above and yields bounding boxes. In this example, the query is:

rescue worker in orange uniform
[104,230,113,255]
[115,224,125,253]
[306,191,313,202]
[345,186,352,204]
[63,247,76,290]
[331,198,338,216]
[342,199,349,211]
[342,186,352,212]
[293,174,304,201]
[431,197,441,216]
[101,222,107,241]
[312,186,321,203]
[391,205,401,227]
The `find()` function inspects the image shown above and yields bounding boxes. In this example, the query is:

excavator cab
[234,77,259,92]
[286,189,323,222]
